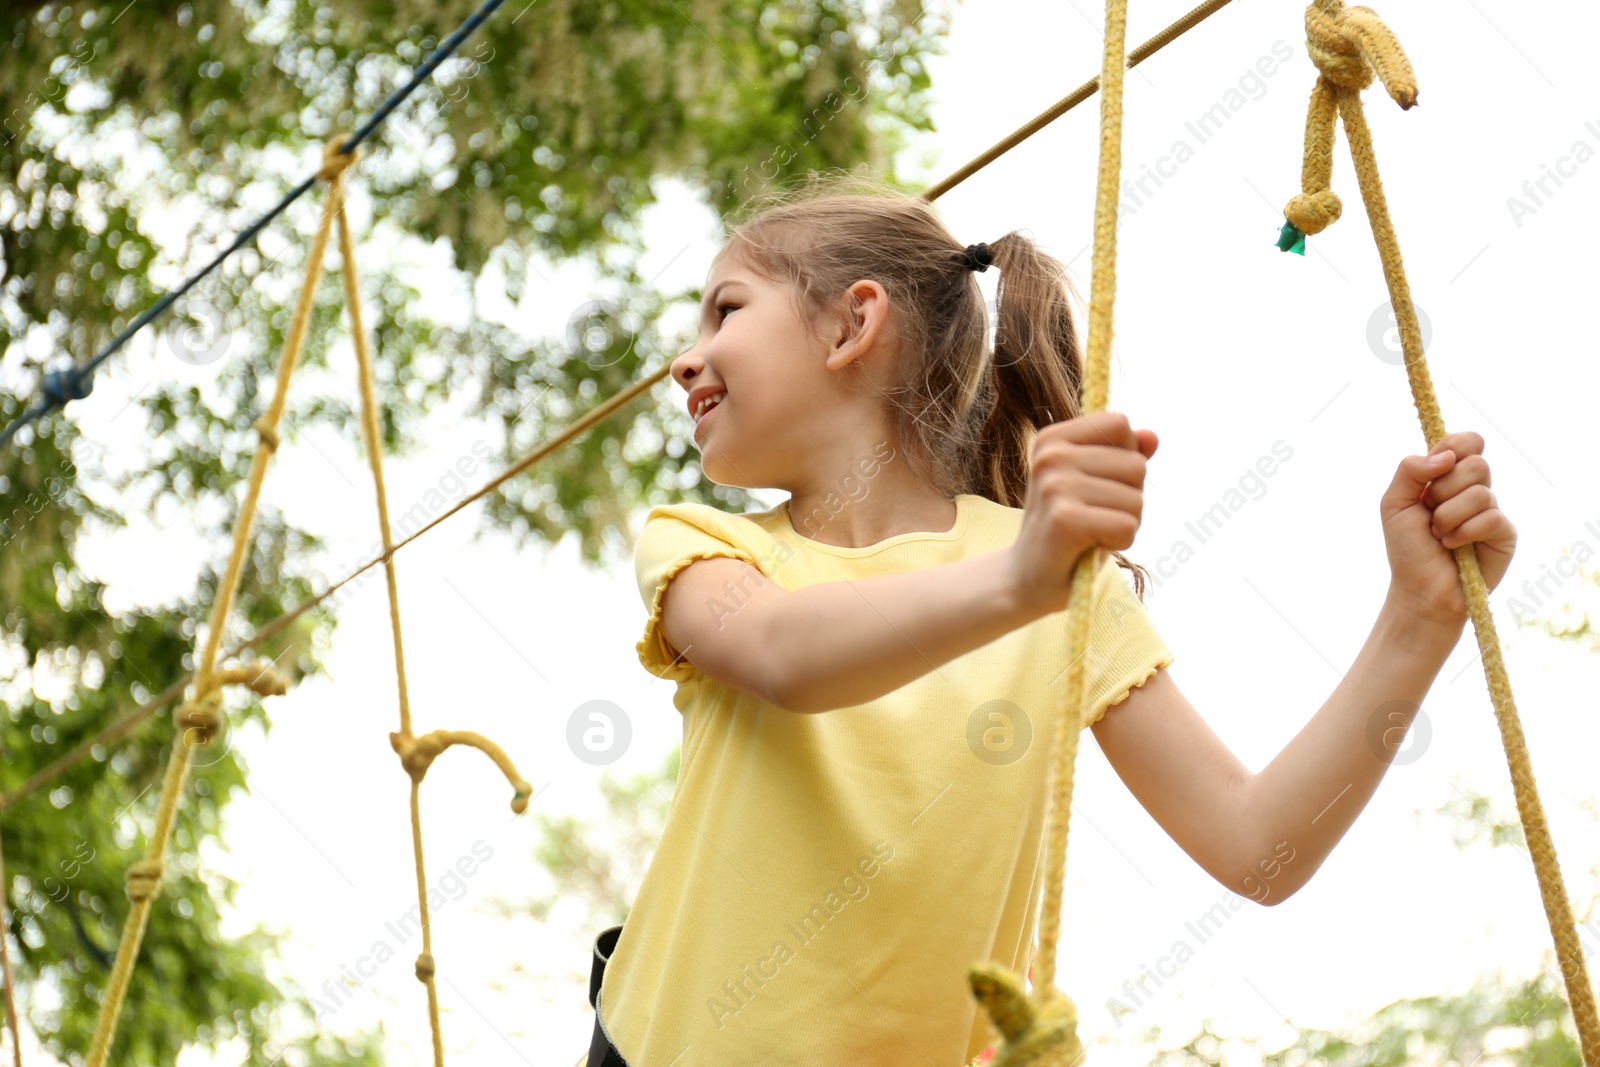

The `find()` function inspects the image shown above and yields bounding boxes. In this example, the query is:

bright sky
[14,0,1600,1064]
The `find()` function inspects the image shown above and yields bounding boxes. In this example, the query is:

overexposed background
[21,0,1600,1062]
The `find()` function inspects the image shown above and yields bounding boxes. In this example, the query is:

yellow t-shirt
[595,492,1174,1067]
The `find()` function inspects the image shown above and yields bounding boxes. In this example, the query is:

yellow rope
[0,829,22,1067]
[1284,4,1600,1062]
[81,139,354,1067]
[921,0,1235,202]
[966,0,1129,1062]
[333,162,532,1066]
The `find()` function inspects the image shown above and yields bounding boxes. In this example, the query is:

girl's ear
[824,279,890,371]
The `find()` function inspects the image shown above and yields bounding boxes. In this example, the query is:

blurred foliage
[1511,561,1599,655]
[488,745,677,1019]
[524,744,678,930]
[1435,783,1532,853]
[1139,972,1587,1062]
[1138,968,1584,1066]
[0,0,944,1060]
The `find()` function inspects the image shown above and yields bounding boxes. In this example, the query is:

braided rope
[921,0,1235,202]
[965,0,1129,1063]
[80,140,355,1067]
[1284,3,1599,1062]
[333,162,532,1065]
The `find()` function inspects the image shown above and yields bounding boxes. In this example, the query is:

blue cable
[0,0,507,452]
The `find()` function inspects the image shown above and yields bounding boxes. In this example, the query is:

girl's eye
[717,304,739,319]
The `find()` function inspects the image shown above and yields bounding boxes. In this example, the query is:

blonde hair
[717,168,1150,599]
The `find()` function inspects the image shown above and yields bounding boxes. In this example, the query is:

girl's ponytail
[968,234,1085,507]
[964,232,1151,599]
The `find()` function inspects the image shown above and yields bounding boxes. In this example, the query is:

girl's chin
[697,454,759,490]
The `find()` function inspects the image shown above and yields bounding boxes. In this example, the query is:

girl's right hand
[1008,411,1159,614]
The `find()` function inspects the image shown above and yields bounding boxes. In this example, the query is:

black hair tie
[963,242,994,273]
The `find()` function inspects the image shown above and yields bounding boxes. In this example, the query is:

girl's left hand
[1380,431,1517,629]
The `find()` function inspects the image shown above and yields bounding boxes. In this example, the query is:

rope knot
[177,689,225,746]
[318,137,361,182]
[252,416,280,453]
[390,731,438,783]
[1285,189,1343,235]
[1282,1,1417,247]
[125,858,165,902]
[414,951,436,982]
[40,367,95,405]
[1303,1,1418,107]
[968,964,1085,1066]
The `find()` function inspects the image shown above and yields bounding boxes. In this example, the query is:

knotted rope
[331,148,533,1067]
[964,0,1131,1062]
[79,138,536,1066]
[1278,0,1417,250]
[1280,4,1600,1063]
[82,140,356,1067]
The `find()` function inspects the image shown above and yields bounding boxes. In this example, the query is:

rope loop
[389,729,534,813]
[1304,3,1371,91]
[124,858,165,903]
[318,137,361,183]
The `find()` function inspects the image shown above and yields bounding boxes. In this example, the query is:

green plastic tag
[1276,219,1306,255]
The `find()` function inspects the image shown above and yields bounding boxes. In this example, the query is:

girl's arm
[1239,599,1462,902]
[1092,601,1461,906]
[1096,431,1513,905]
[659,411,1149,712]
[655,545,1073,713]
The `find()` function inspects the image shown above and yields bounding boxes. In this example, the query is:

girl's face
[670,247,898,493]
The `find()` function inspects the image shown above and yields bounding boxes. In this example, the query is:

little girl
[578,172,1516,1067]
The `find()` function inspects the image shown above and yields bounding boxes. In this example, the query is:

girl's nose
[672,345,704,387]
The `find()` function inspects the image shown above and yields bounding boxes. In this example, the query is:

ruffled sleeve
[1076,554,1176,730]
[634,505,768,685]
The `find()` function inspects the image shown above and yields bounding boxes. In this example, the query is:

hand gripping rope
[962,0,1132,1058]
[1278,3,1599,1063]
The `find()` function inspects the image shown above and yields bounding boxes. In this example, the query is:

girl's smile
[692,395,722,436]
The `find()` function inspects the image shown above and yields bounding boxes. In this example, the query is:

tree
[0,0,944,1060]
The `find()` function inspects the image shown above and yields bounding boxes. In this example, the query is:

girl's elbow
[769,678,829,714]
[761,653,815,713]
[1250,872,1306,907]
